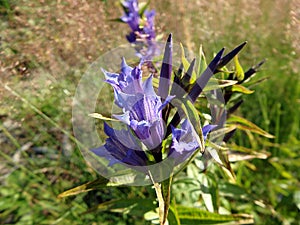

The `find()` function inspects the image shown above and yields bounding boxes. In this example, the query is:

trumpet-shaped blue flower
[121,0,156,43]
[169,120,216,165]
[103,58,172,150]
[121,0,140,37]
[92,122,148,166]
[120,0,157,59]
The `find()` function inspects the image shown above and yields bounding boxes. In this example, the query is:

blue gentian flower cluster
[91,34,221,170]
[120,0,157,59]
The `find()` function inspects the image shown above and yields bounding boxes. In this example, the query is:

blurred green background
[0,0,299,224]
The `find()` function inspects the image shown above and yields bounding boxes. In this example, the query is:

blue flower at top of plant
[91,34,221,168]
[121,0,156,43]
[120,0,157,60]
[121,0,140,38]
[102,58,173,150]
[143,9,156,40]
[102,58,144,96]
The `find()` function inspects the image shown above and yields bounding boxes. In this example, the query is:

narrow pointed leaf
[181,58,196,89]
[203,79,238,92]
[180,43,191,71]
[227,115,274,138]
[228,151,269,162]
[247,76,269,87]
[177,205,253,224]
[83,198,155,215]
[88,113,119,121]
[227,100,243,115]
[231,84,254,94]
[234,55,245,81]
[162,177,172,224]
[138,0,150,16]
[109,17,126,23]
[180,43,197,82]
[57,177,109,198]
[217,41,247,70]
[169,204,181,225]
[189,48,224,102]
[242,59,266,82]
[196,45,207,77]
[158,34,172,99]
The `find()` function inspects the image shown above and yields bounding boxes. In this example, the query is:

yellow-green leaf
[57,177,109,198]
[197,45,207,77]
[231,84,254,94]
[234,55,244,81]
[180,43,197,83]
[88,113,119,121]
[204,79,237,92]
[227,115,274,138]
[177,205,254,224]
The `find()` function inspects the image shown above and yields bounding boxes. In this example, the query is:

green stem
[148,171,165,225]
[162,176,172,224]
[154,182,165,225]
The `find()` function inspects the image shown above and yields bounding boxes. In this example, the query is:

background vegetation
[1,0,299,224]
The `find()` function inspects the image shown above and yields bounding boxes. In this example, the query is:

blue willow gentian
[120,0,157,59]
[91,34,222,170]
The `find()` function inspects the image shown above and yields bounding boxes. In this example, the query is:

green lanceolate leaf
[180,43,197,83]
[162,176,173,224]
[231,84,254,94]
[181,99,204,151]
[84,198,155,215]
[234,55,245,81]
[109,18,126,23]
[204,79,237,92]
[138,0,150,16]
[88,113,119,121]
[168,202,181,225]
[57,177,109,198]
[217,42,247,70]
[227,115,274,138]
[218,182,252,200]
[227,143,270,162]
[197,45,207,77]
[176,205,253,224]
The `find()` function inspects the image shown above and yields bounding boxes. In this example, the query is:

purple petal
[91,123,148,167]
[121,57,133,75]
[143,75,156,96]
[168,120,216,165]
[202,124,217,140]
[158,95,175,112]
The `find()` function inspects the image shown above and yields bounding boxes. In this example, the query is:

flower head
[169,120,216,165]
[92,122,148,166]
[92,34,219,170]
[103,58,172,150]
[121,0,156,43]
[120,0,157,59]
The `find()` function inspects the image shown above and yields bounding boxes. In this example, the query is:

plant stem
[154,182,165,225]
[148,171,165,225]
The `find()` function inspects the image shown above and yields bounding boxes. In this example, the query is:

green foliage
[0,0,10,12]
[176,205,252,224]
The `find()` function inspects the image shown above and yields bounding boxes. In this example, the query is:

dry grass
[1,0,298,78]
